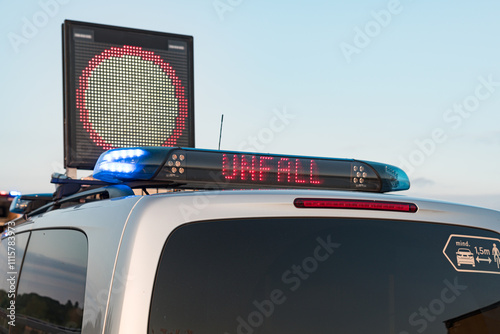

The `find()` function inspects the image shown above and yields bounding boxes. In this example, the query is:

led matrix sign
[220,154,322,184]
[155,150,381,191]
[63,20,194,169]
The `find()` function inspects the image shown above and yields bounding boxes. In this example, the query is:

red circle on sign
[76,45,188,150]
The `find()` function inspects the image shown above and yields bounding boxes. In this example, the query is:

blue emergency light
[93,147,410,193]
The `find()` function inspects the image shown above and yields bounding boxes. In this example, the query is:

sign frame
[62,20,195,169]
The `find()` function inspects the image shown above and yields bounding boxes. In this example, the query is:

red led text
[222,154,322,185]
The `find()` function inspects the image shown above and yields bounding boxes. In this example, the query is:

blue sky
[0,0,499,210]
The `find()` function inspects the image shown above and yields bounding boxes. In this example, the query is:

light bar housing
[9,193,53,214]
[93,147,410,193]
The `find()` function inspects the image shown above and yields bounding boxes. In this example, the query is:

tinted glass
[149,218,500,334]
[13,229,88,334]
[0,231,29,333]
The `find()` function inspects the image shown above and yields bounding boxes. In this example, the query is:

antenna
[218,114,224,150]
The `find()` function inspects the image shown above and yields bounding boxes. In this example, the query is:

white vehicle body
[3,189,499,333]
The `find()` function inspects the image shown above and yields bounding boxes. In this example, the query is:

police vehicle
[0,192,20,229]
[1,147,499,334]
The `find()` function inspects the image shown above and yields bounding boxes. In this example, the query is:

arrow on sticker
[476,256,492,264]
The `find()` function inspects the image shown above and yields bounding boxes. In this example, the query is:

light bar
[0,191,20,198]
[9,193,53,214]
[93,147,410,192]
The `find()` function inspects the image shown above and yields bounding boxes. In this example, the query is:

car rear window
[149,218,500,334]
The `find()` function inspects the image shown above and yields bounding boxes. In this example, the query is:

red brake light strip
[294,198,418,213]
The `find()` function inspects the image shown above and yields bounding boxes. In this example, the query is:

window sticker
[443,234,500,274]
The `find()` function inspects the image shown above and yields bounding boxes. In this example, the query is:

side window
[0,231,30,333]
[13,229,88,334]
